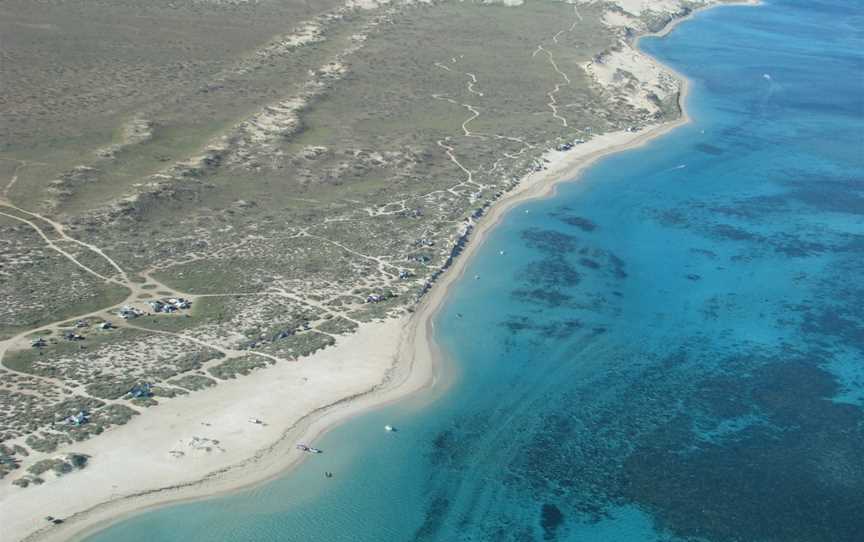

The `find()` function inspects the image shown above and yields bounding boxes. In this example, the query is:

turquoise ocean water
[87,1,863,540]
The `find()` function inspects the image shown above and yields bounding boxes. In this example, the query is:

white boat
[385,425,396,432]
[308,447,323,454]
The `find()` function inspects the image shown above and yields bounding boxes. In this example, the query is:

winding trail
[571,6,584,30]
[534,45,570,127]
[0,199,128,282]
[432,94,482,139]
[532,4,584,129]
[436,138,480,198]
[0,159,49,199]
[304,232,404,277]
[0,209,120,284]
[424,58,547,205]
[465,72,484,97]
[3,162,25,199]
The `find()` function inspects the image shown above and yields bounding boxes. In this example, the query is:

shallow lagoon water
[87,1,864,541]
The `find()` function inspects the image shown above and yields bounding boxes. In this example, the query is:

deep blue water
[87,1,864,541]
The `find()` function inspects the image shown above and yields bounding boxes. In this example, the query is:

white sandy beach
[0,3,758,540]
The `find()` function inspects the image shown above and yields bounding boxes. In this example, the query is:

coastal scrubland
[0,0,708,498]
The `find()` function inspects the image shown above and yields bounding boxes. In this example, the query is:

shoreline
[1,4,755,541]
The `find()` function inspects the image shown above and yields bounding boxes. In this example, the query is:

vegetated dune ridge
[0,1,758,541]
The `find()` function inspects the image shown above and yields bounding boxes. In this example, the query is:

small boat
[385,425,396,432]
[308,447,323,454]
